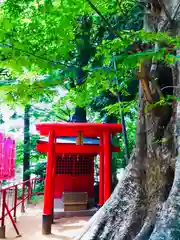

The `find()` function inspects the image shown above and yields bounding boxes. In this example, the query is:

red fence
[0,178,44,238]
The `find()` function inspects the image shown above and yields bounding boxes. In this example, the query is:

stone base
[54,198,97,219]
[42,214,52,235]
[54,207,97,219]
[0,226,5,239]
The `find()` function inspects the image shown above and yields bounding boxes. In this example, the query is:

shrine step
[54,207,97,219]
[63,192,88,211]
[54,197,97,218]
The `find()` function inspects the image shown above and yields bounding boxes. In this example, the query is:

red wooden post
[42,130,55,235]
[27,180,31,203]
[51,146,56,224]
[103,132,112,202]
[5,202,20,236]
[34,179,36,193]
[13,185,18,222]
[99,136,104,206]
[0,190,6,238]
[21,183,25,213]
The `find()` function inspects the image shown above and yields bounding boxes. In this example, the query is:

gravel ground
[5,201,90,240]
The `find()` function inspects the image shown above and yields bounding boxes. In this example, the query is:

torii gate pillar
[42,131,55,235]
[103,132,111,202]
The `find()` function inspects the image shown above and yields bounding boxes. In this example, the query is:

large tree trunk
[70,16,93,123]
[75,1,180,239]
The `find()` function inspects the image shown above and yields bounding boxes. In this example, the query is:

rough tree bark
[75,1,180,239]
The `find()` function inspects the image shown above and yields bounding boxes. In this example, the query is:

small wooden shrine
[36,122,122,235]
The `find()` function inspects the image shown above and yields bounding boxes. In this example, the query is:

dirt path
[5,201,90,240]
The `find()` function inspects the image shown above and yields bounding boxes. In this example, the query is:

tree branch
[55,114,69,122]
[137,63,153,103]
[85,0,121,39]
[53,106,70,117]
[65,103,72,118]
[158,0,172,23]
[0,41,78,69]
[172,2,180,20]
[32,106,68,122]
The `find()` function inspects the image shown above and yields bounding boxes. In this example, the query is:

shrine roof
[36,122,122,137]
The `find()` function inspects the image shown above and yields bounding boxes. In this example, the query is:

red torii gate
[36,123,122,235]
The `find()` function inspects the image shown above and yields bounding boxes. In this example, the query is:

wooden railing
[0,178,44,238]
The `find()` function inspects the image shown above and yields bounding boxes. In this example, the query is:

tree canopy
[0,0,179,111]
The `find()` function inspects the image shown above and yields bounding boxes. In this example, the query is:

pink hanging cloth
[10,140,16,178]
[3,137,13,180]
[0,133,16,180]
[0,132,4,180]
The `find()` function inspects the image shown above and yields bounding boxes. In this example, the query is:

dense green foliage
[1,0,179,112]
[16,134,44,166]
[0,1,177,81]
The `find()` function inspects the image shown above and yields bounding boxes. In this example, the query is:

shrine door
[54,154,94,198]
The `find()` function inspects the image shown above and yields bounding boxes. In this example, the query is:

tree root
[75,162,146,240]
[75,153,176,240]
[149,158,180,240]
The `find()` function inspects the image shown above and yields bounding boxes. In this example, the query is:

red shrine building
[36,122,122,234]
